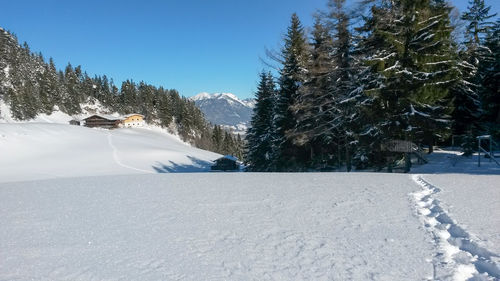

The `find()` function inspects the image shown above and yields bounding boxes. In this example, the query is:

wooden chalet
[211,155,240,171]
[83,115,122,129]
[122,114,145,127]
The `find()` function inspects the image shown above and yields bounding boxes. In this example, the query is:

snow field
[0,173,434,281]
[0,122,498,280]
[0,123,220,183]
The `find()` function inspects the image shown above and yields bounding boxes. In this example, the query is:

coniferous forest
[246,0,499,172]
[0,27,244,159]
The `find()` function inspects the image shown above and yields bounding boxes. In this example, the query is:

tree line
[0,27,244,158]
[246,0,499,172]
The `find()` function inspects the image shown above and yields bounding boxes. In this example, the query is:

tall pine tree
[246,72,277,171]
[271,13,309,171]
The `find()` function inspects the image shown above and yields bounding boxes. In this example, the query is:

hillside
[190,92,255,135]
[0,122,220,183]
[0,27,244,157]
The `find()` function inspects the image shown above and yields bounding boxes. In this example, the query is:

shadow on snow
[152,156,214,173]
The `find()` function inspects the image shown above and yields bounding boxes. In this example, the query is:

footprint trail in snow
[411,174,500,281]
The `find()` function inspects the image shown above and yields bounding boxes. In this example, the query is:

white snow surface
[0,118,499,280]
[411,175,499,280]
[0,123,220,183]
[409,151,500,280]
[1,173,435,280]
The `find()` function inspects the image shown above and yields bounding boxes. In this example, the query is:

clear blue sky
[2,0,499,99]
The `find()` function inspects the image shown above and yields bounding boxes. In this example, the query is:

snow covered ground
[1,173,435,280]
[0,119,498,280]
[0,172,498,280]
[0,123,220,183]
[409,151,500,280]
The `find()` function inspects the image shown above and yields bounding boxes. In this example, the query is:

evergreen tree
[62,63,82,114]
[356,0,456,159]
[246,72,277,171]
[482,19,500,129]
[157,92,174,127]
[449,46,482,137]
[119,80,137,113]
[37,64,54,114]
[289,17,335,169]
[454,0,497,137]
[212,125,223,153]
[222,131,235,155]
[327,0,356,171]
[234,133,244,161]
[272,13,309,171]
[461,0,497,47]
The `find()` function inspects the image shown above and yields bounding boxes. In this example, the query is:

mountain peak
[190,92,255,134]
[191,92,212,101]
[214,93,239,101]
[190,92,254,108]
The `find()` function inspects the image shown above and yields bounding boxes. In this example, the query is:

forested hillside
[0,27,243,158]
[246,0,499,172]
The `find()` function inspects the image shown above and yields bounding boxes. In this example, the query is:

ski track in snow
[107,132,154,174]
[411,174,500,281]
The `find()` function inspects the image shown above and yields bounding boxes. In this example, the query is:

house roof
[123,114,144,118]
[83,114,122,121]
[216,155,238,162]
[83,114,144,121]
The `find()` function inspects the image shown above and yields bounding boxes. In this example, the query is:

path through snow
[411,174,500,281]
[107,132,154,174]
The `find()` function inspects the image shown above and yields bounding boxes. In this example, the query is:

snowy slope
[190,92,255,134]
[0,123,220,183]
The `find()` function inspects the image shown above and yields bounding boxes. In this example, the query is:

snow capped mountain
[190,93,255,135]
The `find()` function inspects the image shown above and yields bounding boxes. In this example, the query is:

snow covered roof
[84,114,122,121]
[221,155,238,162]
[123,114,144,118]
[83,114,143,121]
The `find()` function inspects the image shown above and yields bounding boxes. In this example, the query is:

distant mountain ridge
[190,93,255,134]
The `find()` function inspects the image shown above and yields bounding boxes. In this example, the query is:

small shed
[83,115,121,129]
[211,155,239,171]
[69,119,81,126]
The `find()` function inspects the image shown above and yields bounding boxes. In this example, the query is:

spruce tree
[37,64,54,114]
[271,13,309,171]
[461,0,497,47]
[449,46,482,137]
[357,0,456,158]
[289,17,335,169]
[482,19,500,128]
[328,0,356,171]
[455,0,497,136]
[246,72,277,171]
[212,125,224,153]
[62,63,82,115]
